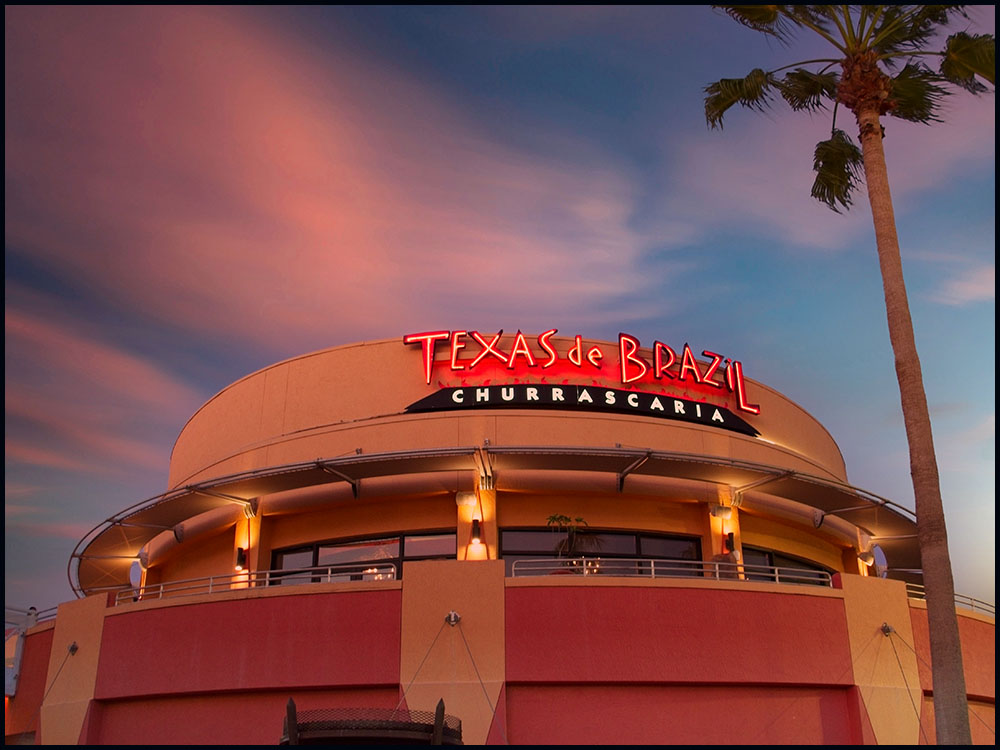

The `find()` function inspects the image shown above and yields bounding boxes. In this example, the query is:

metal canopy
[70,445,920,595]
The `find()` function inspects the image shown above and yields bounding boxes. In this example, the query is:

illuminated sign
[405,384,759,436]
[403,329,760,415]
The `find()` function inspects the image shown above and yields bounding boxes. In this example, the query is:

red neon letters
[402,329,761,414]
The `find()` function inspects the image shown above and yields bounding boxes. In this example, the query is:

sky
[5,6,995,610]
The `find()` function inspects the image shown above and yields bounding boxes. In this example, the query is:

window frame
[270,530,457,583]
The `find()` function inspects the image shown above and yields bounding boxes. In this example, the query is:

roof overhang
[70,445,919,595]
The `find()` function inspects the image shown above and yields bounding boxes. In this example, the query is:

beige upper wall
[168,337,847,489]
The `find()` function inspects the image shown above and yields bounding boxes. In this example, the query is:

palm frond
[940,32,995,92]
[713,5,791,40]
[888,64,949,123]
[782,5,837,33]
[704,68,776,129]
[778,69,839,112]
[811,129,863,212]
[872,5,967,56]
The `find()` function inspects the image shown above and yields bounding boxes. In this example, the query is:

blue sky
[5,6,994,608]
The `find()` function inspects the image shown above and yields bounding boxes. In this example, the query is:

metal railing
[5,606,58,631]
[905,583,995,617]
[115,562,398,605]
[510,557,833,586]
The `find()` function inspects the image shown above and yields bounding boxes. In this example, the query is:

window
[742,546,830,585]
[270,532,456,584]
[500,529,701,577]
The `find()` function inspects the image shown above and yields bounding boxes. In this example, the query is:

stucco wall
[167,337,847,489]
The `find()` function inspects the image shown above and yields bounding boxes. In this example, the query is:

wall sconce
[858,550,875,567]
[725,532,736,553]
[235,547,247,571]
[470,519,482,545]
[456,491,477,507]
[709,504,733,520]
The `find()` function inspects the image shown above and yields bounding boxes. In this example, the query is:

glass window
[640,535,700,560]
[586,533,637,555]
[317,538,399,566]
[501,528,702,577]
[276,548,314,570]
[741,546,774,582]
[271,548,317,586]
[501,530,568,554]
[404,533,456,559]
[742,546,830,585]
[271,531,455,584]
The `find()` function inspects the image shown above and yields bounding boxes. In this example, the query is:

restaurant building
[5,332,995,744]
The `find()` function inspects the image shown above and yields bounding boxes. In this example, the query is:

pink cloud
[4,440,101,475]
[5,519,95,542]
[931,265,995,306]
[5,305,198,475]
[5,6,660,351]
[5,308,203,415]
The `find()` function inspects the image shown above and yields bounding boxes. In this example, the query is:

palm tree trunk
[856,106,972,745]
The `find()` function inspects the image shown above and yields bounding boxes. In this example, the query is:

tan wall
[168,337,847,489]
[838,575,922,744]
[39,594,109,745]
[260,493,458,563]
[147,526,236,588]
[399,560,506,745]
[738,511,849,573]
[498,490,705,537]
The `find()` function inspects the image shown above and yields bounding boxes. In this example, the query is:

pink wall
[506,684,860,744]
[4,627,54,739]
[909,609,996,700]
[85,687,399,744]
[505,586,853,685]
[94,590,401,699]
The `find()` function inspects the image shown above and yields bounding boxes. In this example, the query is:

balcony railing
[510,557,833,586]
[905,583,995,617]
[109,561,995,614]
[4,606,58,630]
[115,562,398,605]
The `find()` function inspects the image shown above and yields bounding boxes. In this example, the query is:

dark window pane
[584,533,636,555]
[741,546,775,581]
[771,552,829,585]
[318,538,399,566]
[276,549,314,570]
[405,533,456,558]
[640,536,700,560]
[501,530,568,554]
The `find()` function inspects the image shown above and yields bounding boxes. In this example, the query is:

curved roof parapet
[69,445,919,596]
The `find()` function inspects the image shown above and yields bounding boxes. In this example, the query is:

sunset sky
[5,6,994,609]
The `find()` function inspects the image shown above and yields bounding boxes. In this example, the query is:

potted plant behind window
[546,514,602,574]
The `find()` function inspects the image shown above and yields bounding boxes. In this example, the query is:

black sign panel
[405,384,759,437]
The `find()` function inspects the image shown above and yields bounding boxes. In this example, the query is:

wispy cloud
[931,264,995,306]
[5,304,200,475]
[5,6,670,352]
[5,519,95,542]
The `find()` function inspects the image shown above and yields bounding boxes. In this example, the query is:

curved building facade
[5,332,995,745]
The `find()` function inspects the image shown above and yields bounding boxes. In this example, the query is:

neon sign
[403,330,761,416]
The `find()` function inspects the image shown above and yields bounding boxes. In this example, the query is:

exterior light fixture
[858,550,875,567]
[709,504,733,520]
[235,547,247,571]
[456,491,477,507]
[470,519,482,545]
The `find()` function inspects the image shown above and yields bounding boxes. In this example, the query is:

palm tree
[704,6,994,745]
